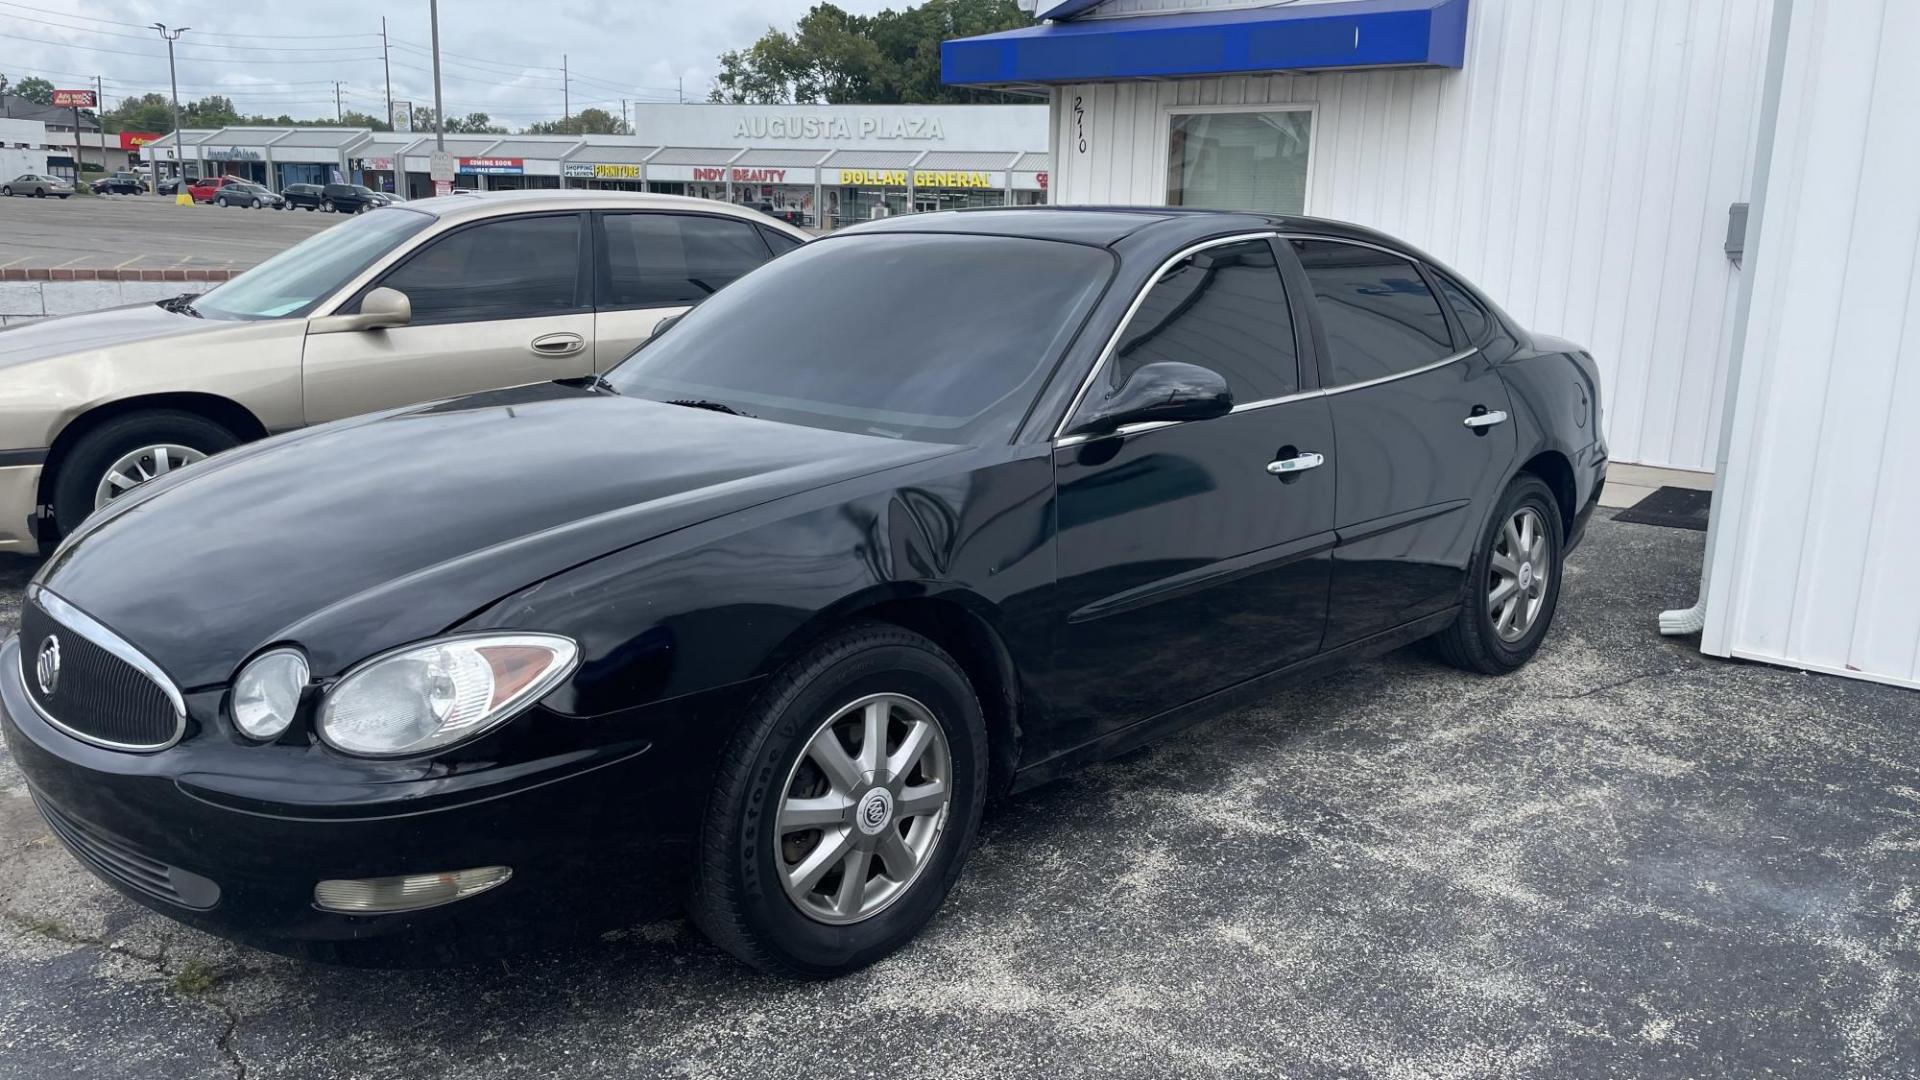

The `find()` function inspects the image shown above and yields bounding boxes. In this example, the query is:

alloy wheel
[775,692,952,925]
[1488,506,1550,642]
[93,444,208,511]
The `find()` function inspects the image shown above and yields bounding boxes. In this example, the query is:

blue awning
[942,0,1468,88]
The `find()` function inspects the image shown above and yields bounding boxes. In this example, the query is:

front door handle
[530,332,586,357]
[1266,452,1326,476]
[1463,409,1508,429]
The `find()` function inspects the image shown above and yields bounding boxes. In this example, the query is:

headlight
[317,634,578,758]
[232,648,309,740]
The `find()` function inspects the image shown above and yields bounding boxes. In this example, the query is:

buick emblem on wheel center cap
[856,788,894,836]
[35,635,60,696]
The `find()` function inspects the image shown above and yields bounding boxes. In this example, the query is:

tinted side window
[1290,240,1454,385]
[377,214,582,324]
[759,226,804,256]
[1434,270,1491,344]
[1109,238,1299,403]
[600,213,770,308]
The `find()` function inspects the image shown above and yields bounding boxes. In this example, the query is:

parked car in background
[2,174,72,198]
[212,181,283,209]
[280,183,325,211]
[91,173,143,195]
[187,176,246,203]
[321,183,382,213]
[0,191,809,553]
[157,175,199,196]
[0,207,1603,974]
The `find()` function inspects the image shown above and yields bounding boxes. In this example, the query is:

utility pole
[381,17,394,129]
[333,81,344,122]
[620,98,627,134]
[678,76,684,104]
[429,0,445,149]
[152,24,191,193]
[563,54,570,127]
[94,74,106,181]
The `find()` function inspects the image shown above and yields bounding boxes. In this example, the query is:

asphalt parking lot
[0,192,338,272]
[0,513,1915,1079]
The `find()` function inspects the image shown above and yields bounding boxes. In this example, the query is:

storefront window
[1166,110,1311,215]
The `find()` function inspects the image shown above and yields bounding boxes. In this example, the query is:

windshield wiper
[667,398,753,418]
[157,293,203,318]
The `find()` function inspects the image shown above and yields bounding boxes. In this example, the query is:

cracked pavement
[1,512,1917,1078]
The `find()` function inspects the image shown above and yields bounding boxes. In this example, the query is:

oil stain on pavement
[0,514,1915,1079]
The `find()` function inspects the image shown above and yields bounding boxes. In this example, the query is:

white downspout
[1659,0,1796,636]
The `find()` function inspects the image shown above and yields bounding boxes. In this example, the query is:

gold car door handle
[530,332,586,357]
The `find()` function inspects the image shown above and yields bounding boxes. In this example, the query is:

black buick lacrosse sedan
[3,208,1606,977]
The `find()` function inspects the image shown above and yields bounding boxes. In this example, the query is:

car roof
[835,205,1436,257]
[408,189,805,233]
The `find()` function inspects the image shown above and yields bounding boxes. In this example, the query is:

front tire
[690,622,989,978]
[51,410,241,533]
[1432,474,1565,675]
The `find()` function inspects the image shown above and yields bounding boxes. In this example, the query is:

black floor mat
[1613,485,1712,531]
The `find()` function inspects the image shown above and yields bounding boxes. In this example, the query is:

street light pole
[428,0,445,150]
[152,24,190,195]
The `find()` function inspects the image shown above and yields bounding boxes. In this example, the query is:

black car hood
[37,382,955,688]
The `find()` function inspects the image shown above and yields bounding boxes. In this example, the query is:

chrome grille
[34,794,220,910]
[18,586,185,752]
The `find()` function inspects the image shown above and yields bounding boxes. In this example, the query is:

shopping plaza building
[143,104,1048,230]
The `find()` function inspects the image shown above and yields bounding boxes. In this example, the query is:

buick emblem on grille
[35,635,60,696]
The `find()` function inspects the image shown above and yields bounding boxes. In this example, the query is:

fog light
[313,866,512,913]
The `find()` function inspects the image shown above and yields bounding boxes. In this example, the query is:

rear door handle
[531,332,586,357]
[1266,452,1326,476]
[1463,410,1508,429]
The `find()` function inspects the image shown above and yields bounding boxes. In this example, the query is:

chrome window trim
[1320,348,1479,395]
[20,584,188,753]
[1051,231,1282,441]
[1051,230,1479,448]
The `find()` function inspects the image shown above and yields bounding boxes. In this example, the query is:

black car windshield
[193,206,434,320]
[606,232,1113,444]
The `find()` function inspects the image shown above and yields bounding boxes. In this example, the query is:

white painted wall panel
[1046,0,1773,470]
[1703,0,1920,689]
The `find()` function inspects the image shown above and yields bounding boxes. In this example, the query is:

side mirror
[1067,361,1233,437]
[309,287,413,335]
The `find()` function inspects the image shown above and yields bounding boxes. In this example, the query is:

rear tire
[689,622,989,978]
[52,410,241,534]
[1432,474,1564,675]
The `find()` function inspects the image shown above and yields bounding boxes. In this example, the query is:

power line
[0,0,379,38]
[0,29,384,63]
[0,12,382,52]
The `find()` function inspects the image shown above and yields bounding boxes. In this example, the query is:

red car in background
[187,175,246,203]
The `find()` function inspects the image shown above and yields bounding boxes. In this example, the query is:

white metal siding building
[1698,0,1920,690]
[947,0,1920,690]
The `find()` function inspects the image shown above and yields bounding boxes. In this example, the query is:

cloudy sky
[1,0,895,128]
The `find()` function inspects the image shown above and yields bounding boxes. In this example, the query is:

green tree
[523,107,629,135]
[12,75,55,105]
[409,107,506,134]
[710,0,1030,105]
[103,92,178,133]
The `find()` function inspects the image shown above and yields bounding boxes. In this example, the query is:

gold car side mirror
[309,287,413,335]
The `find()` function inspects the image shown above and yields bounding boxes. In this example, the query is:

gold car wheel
[94,444,209,511]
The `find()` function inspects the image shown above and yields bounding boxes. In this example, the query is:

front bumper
[0,463,43,556]
[0,633,697,965]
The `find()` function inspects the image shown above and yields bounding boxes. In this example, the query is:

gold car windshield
[194,207,434,321]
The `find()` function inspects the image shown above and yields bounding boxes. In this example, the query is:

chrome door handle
[1463,410,1508,429]
[530,332,586,356]
[1266,452,1325,476]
